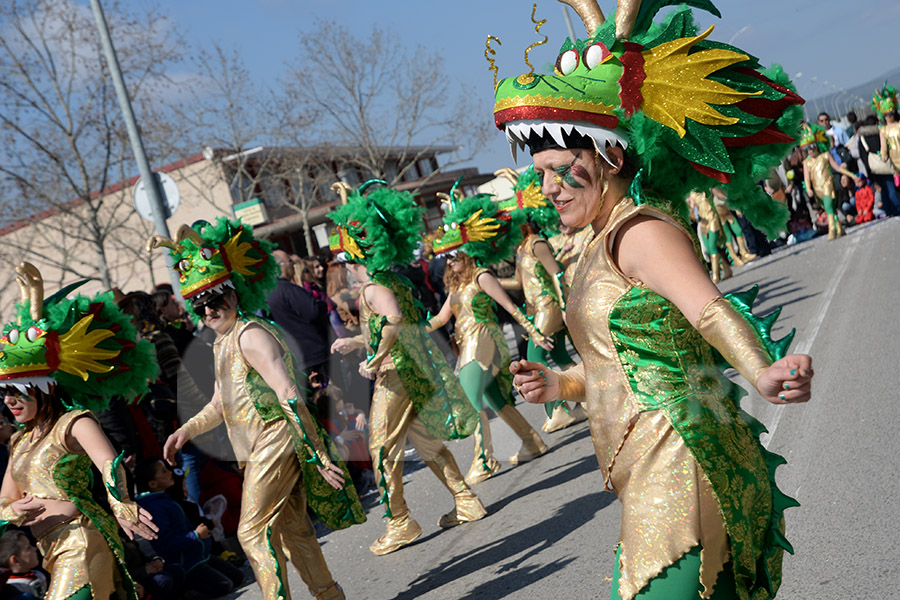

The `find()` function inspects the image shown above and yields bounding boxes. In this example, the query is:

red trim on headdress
[619,42,646,117]
[723,125,796,148]
[495,107,619,130]
[690,162,731,183]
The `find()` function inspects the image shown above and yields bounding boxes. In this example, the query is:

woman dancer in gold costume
[0,263,158,600]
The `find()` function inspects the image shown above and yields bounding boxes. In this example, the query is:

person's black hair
[818,112,831,120]
[846,112,858,124]
[526,128,596,155]
[0,530,27,568]
[134,456,166,493]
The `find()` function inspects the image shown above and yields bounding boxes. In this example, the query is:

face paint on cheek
[552,163,585,189]
[570,164,591,186]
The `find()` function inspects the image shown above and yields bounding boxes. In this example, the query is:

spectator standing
[819,112,849,147]
[267,250,331,381]
[858,115,900,216]
[0,531,46,599]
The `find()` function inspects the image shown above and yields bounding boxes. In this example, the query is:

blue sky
[136,0,900,172]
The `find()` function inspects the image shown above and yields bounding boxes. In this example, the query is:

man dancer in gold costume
[153,219,364,600]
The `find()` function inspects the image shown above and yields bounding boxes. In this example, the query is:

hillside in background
[804,66,900,121]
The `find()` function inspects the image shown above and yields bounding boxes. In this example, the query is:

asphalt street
[231,217,900,600]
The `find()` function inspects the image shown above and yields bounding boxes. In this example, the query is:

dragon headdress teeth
[147,218,278,321]
[327,180,425,274]
[488,0,804,237]
[0,262,158,412]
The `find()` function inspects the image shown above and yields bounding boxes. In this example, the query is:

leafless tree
[0,0,183,293]
[283,20,493,188]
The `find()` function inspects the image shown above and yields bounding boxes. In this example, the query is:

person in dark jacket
[266,250,331,380]
[135,458,244,598]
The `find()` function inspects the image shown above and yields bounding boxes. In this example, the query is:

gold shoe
[369,515,423,555]
[464,455,501,486]
[509,437,548,466]
[438,492,487,528]
[542,404,587,433]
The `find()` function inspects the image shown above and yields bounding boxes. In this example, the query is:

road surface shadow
[389,489,615,600]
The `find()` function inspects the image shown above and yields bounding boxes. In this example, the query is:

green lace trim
[370,271,478,440]
[264,524,286,600]
[376,446,392,519]
[610,286,798,600]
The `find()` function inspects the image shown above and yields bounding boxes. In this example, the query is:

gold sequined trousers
[369,367,470,522]
[37,514,116,600]
[238,420,343,600]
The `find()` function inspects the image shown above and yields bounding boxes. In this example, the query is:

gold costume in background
[883,122,900,170]
[549,226,592,288]
[803,152,835,199]
[516,235,563,337]
[360,285,485,555]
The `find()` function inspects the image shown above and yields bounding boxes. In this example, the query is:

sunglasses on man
[191,293,228,314]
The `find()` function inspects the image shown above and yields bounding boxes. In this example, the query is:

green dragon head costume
[496,166,560,237]
[0,263,158,412]
[327,180,425,274]
[147,218,278,321]
[432,181,524,266]
[489,0,804,236]
[872,82,898,119]
[798,122,830,154]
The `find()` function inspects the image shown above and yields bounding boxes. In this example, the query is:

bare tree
[283,20,493,188]
[0,0,183,291]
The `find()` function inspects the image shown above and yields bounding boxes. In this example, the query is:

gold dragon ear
[175,224,204,247]
[15,262,44,322]
[146,236,177,253]
[494,168,521,185]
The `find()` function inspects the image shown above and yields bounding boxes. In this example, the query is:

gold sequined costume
[549,226,592,288]
[516,235,564,338]
[359,283,485,555]
[7,411,131,600]
[182,317,345,600]
[883,122,900,170]
[803,153,835,200]
[557,199,791,600]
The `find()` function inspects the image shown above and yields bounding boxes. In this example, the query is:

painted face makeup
[551,154,589,189]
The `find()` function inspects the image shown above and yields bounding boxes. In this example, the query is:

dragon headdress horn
[15,262,43,322]
[559,0,605,35]
[0,262,158,411]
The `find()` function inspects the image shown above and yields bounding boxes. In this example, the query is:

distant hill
[803,66,900,121]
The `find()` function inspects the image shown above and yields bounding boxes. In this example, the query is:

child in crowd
[311,386,373,492]
[0,531,46,599]
[853,174,876,224]
[134,458,244,599]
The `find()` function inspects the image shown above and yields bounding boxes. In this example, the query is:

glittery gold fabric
[566,198,784,600]
[692,191,721,233]
[361,288,479,534]
[549,226,592,288]
[695,297,772,387]
[8,411,134,600]
[516,235,563,337]
[237,421,342,600]
[883,122,900,170]
[449,268,508,376]
[803,153,836,199]
[211,317,345,599]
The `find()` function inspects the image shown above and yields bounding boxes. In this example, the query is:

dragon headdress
[327,180,425,274]
[798,122,830,154]
[433,184,524,266]
[872,82,898,119]
[147,218,278,321]
[0,263,158,412]
[489,0,804,236]
[495,166,560,237]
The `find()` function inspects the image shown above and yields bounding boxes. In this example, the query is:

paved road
[231,217,900,600]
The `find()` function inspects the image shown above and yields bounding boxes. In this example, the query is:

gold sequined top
[359,283,395,371]
[690,191,720,232]
[560,198,729,599]
[549,226,591,287]
[9,410,90,501]
[516,235,564,337]
[883,122,900,170]
[214,316,329,464]
[804,152,835,199]
[448,268,505,375]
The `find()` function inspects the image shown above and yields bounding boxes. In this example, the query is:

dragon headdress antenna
[485,35,502,92]
[331,181,352,204]
[15,262,43,322]
[518,4,548,86]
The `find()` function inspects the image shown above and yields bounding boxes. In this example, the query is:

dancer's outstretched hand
[163,429,188,466]
[318,462,346,490]
[510,360,559,404]
[756,355,814,405]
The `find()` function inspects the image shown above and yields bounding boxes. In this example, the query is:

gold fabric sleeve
[284,395,334,470]
[180,401,225,440]
[0,498,25,526]
[510,308,547,344]
[498,277,522,291]
[102,456,140,525]
[426,316,441,334]
[695,296,772,387]
[365,315,401,371]
[557,363,586,402]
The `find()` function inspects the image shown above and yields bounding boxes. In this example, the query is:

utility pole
[89,0,182,297]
